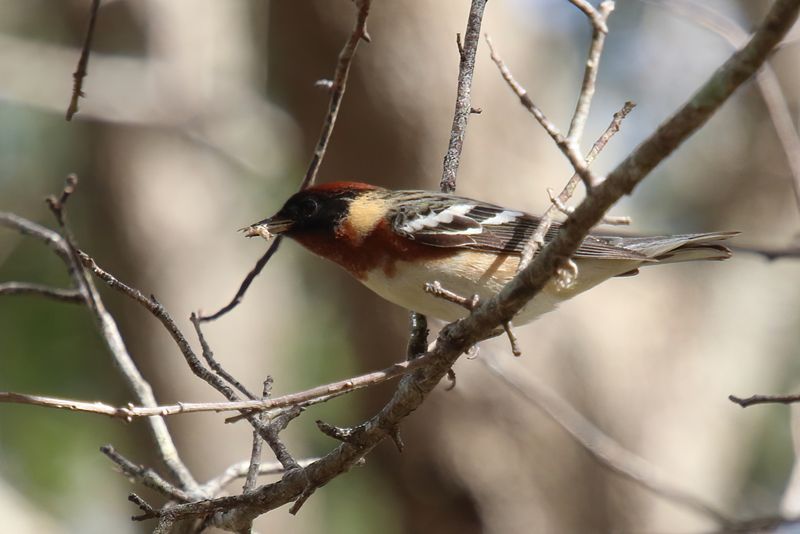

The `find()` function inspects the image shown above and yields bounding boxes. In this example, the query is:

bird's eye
[300,198,319,218]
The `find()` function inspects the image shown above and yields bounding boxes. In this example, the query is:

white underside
[361,253,641,325]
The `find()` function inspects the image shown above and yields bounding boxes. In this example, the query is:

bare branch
[546,188,631,226]
[129,493,158,520]
[423,281,480,310]
[440,0,488,193]
[100,445,193,503]
[729,393,800,408]
[485,35,600,190]
[65,0,101,121]
[0,211,71,262]
[501,322,522,357]
[0,282,83,303]
[243,379,271,494]
[567,1,615,144]
[424,281,522,356]
[190,313,256,400]
[259,406,303,472]
[196,236,283,322]
[585,101,637,163]
[429,0,490,397]
[566,0,610,33]
[0,354,434,418]
[131,29,800,501]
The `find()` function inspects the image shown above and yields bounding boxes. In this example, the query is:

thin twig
[191,313,256,400]
[0,211,71,263]
[66,0,101,121]
[129,493,158,518]
[567,1,615,144]
[100,445,193,502]
[484,356,733,526]
[423,281,479,310]
[518,101,635,271]
[424,281,520,357]
[566,0,610,33]
[200,0,372,322]
[0,282,83,303]
[729,393,800,408]
[501,322,522,357]
[485,35,600,190]
[440,0,488,194]
[244,379,272,493]
[432,0,489,394]
[0,354,434,418]
[288,485,316,515]
[546,188,631,226]
[260,406,303,472]
[197,237,282,322]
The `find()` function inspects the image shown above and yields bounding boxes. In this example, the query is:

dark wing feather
[388,192,646,261]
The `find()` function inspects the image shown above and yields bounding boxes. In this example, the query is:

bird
[245,182,737,325]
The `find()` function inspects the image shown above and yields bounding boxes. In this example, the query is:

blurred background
[1,0,799,532]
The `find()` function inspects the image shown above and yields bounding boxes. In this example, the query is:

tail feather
[607,231,739,265]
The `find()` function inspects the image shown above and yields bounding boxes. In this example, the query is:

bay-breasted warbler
[247,182,736,325]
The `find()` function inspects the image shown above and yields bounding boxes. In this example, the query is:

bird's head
[245,182,384,242]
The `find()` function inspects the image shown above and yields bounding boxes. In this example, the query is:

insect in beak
[240,217,293,241]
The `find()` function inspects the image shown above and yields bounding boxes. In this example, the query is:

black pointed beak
[241,216,294,240]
